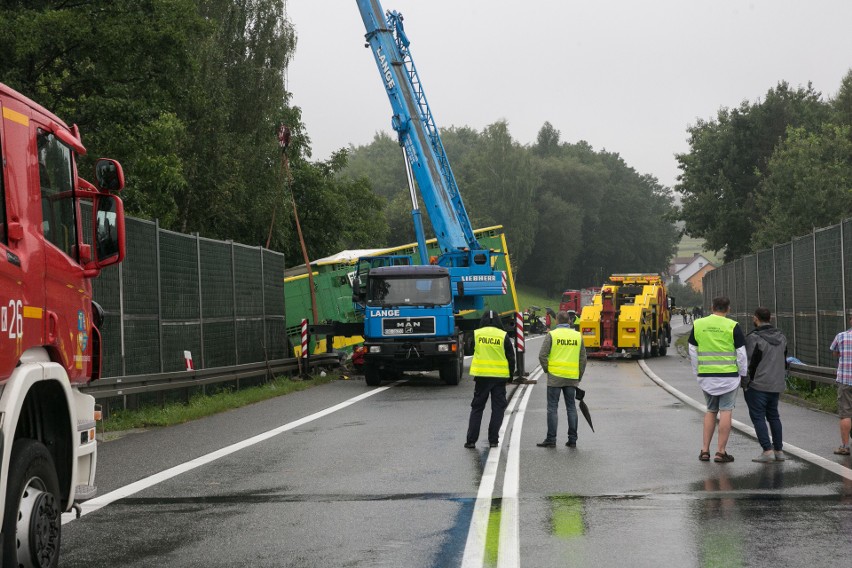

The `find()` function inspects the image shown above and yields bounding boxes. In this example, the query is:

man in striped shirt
[829,313,852,456]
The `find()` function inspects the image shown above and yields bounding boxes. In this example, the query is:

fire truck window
[37,131,76,257]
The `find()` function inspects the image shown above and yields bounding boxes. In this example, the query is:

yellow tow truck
[578,274,671,359]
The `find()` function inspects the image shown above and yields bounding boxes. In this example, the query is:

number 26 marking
[4,300,23,339]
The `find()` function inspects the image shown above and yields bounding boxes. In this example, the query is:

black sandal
[699,451,711,461]
[714,452,734,463]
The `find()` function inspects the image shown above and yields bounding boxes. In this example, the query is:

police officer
[465,311,516,449]
[536,310,587,448]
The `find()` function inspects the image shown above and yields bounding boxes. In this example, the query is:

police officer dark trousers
[465,311,516,448]
[537,311,586,448]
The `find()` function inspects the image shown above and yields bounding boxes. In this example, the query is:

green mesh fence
[757,250,775,310]
[845,219,852,315]
[702,220,852,366]
[792,235,816,363]
[91,216,287,377]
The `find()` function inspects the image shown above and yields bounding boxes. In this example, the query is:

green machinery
[284,226,519,355]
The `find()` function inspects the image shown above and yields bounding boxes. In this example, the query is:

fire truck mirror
[95,158,125,192]
[94,195,124,265]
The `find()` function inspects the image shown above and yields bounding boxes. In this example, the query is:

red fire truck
[0,82,126,567]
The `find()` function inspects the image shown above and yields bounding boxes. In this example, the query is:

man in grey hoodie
[744,306,788,462]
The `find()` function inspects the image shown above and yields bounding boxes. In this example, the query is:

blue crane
[311,2,512,386]
[355,0,502,292]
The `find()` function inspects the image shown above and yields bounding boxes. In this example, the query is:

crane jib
[374,47,396,90]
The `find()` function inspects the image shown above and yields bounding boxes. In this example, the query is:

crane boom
[356,0,480,257]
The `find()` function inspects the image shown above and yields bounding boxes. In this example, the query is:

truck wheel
[364,366,382,387]
[636,333,646,360]
[2,439,61,568]
[463,333,474,356]
[645,335,653,358]
[658,334,668,357]
[440,354,462,386]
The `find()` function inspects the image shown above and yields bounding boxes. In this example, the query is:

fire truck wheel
[636,333,646,360]
[645,334,653,358]
[658,333,668,357]
[2,439,61,568]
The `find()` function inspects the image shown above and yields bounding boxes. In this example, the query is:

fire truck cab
[0,82,126,568]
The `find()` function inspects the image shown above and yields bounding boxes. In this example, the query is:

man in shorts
[829,313,852,456]
[689,296,748,463]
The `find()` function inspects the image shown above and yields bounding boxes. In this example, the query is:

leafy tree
[752,124,852,248]
[342,132,407,200]
[668,281,703,309]
[453,121,539,270]
[676,81,829,261]
[531,121,561,158]
[521,192,583,296]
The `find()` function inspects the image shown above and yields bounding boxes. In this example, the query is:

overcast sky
[284,0,852,189]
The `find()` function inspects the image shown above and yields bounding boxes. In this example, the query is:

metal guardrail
[788,362,837,387]
[82,354,341,410]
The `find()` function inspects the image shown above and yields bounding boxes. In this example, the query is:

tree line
[342,124,680,295]
[0,0,385,264]
[677,72,852,262]
[7,3,845,291]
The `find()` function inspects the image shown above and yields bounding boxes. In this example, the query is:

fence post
[119,254,127,378]
[842,221,848,328]
[231,241,238,365]
[260,247,267,364]
[791,240,797,360]
[772,245,778,327]
[196,233,205,370]
[156,219,164,373]
[813,228,820,366]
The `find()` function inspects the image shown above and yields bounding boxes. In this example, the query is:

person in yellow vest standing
[465,311,516,449]
[689,296,748,463]
[536,310,587,448]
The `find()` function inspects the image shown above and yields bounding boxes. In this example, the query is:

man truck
[311,1,509,386]
[0,82,126,567]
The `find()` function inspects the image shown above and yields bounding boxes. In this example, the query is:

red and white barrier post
[300,318,309,377]
[184,350,194,371]
[515,311,526,379]
[300,319,308,358]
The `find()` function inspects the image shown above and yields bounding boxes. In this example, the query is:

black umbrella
[575,387,594,432]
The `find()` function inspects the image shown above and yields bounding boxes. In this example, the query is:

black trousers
[466,379,508,444]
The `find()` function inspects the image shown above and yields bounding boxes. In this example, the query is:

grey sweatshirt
[744,324,788,393]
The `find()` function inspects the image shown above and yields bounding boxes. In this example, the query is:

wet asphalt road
[61,321,852,567]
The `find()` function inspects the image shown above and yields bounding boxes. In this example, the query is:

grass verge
[784,377,838,413]
[102,371,341,433]
[515,285,560,314]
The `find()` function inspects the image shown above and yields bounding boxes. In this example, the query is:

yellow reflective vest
[470,326,511,378]
[547,327,582,379]
[693,315,738,375]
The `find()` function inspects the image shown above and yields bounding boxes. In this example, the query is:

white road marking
[460,378,528,568]
[62,382,401,525]
[639,360,852,481]
[497,367,539,568]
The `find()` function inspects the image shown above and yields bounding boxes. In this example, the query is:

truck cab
[0,82,125,567]
[354,264,463,386]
